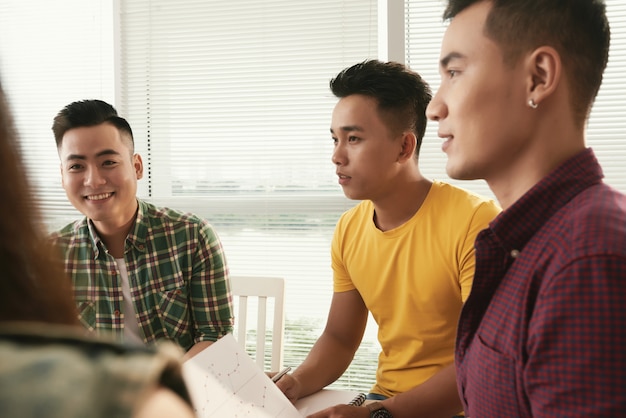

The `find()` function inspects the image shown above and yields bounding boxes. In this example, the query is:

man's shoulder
[559,183,626,249]
[338,200,371,222]
[50,218,89,242]
[432,181,497,206]
[428,181,501,219]
[138,199,213,233]
[576,182,626,213]
[140,200,205,223]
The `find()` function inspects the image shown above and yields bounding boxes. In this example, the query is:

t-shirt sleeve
[331,215,356,293]
[458,200,501,302]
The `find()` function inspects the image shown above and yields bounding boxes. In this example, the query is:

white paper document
[182,334,301,417]
[183,334,364,417]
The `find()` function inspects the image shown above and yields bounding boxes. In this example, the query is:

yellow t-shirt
[332,181,500,397]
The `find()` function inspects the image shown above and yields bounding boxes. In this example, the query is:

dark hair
[443,0,610,121]
[330,60,432,157]
[0,80,78,325]
[52,99,135,151]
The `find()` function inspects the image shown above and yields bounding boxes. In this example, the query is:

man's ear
[525,46,562,106]
[398,132,417,162]
[134,154,144,180]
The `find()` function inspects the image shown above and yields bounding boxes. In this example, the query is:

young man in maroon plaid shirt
[427,0,626,416]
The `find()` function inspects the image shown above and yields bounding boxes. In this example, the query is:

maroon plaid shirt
[456,148,626,417]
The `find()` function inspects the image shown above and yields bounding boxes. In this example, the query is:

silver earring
[528,99,538,109]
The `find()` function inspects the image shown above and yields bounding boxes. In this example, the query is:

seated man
[0,80,194,418]
[274,60,501,418]
[50,99,234,359]
[427,0,626,415]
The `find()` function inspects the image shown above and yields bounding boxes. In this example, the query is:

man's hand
[269,372,302,404]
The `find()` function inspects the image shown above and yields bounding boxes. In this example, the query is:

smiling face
[330,94,406,202]
[426,1,533,183]
[59,122,143,230]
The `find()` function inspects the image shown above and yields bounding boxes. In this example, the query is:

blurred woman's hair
[0,81,78,325]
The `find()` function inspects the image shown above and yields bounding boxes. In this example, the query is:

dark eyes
[66,160,118,171]
[332,136,360,144]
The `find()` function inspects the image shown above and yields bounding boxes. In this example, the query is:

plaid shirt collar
[85,199,150,258]
[488,147,604,254]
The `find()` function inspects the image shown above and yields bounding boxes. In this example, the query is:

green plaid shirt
[50,199,234,351]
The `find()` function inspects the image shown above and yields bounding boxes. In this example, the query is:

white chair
[229,275,285,372]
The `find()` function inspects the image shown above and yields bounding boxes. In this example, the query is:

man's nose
[331,142,347,166]
[84,166,106,186]
[426,90,447,121]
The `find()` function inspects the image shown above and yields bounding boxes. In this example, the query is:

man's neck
[489,136,585,210]
[372,176,433,232]
[92,211,138,259]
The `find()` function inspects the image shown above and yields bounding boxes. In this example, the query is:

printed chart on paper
[182,334,301,418]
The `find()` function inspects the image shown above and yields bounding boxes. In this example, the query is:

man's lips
[439,132,453,152]
[337,172,351,185]
[84,192,113,201]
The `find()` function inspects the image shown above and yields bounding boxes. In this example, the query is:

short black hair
[330,60,432,157]
[443,0,610,122]
[52,99,134,151]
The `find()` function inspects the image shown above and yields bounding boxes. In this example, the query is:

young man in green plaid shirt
[50,99,234,359]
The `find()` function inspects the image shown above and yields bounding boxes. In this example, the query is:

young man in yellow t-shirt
[275,60,500,418]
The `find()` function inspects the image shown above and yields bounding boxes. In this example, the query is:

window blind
[0,0,114,227]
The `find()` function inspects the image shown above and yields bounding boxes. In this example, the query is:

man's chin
[78,204,110,220]
[341,189,365,201]
[446,163,479,181]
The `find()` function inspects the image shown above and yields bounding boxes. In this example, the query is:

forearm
[183,340,213,361]
[292,332,359,397]
[383,364,463,418]
[283,289,367,400]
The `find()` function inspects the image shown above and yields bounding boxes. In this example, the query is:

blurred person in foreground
[427,0,626,416]
[0,79,195,418]
[50,99,234,359]
[274,60,501,418]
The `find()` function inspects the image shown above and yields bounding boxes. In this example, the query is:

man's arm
[133,386,196,418]
[188,222,234,345]
[381,364,462,418]
[276,289,368,402]
[307,364,462,418]
[183,340,213,360]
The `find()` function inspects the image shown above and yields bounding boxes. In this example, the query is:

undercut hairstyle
[52,99,135,152]
[330,60,432,157]
[443,0,610,122]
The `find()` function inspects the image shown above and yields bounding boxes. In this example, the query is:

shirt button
[175,289,182,295]
[511,249,520,258]
[138,244,145,250]
[114,310,121,316]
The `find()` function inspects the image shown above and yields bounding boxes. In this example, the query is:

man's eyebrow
[65,149,121,161]
[330,125,365,134]
[440,52,465,68]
